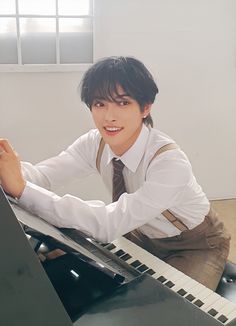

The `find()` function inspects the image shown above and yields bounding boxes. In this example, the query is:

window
[0,0,93,71]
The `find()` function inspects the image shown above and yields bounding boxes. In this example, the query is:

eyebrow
[115,93,130,98]
[93,93,130,101]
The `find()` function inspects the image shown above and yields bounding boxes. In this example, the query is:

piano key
[114,249,126,257]
[165,280,175,288]
[137,264,149,273]
[177,288,188,296]
[105,243,116,251]
[217,315,228,324]
[215,300,236,318]
[208,308,218,317]
[130,260,142,268]
[181,282,217,306]
[172,276,198,294]
[145,268,156,276]
[199,294,224,312]
[224,307,236,323]
[111,237,236,324]
[120,253,132,261]
[194,299,204,307]
[159,266,186,283]
[192,291,218,310]
[157,275,167,283]
[209,297,230,314]
[185,293,196,302]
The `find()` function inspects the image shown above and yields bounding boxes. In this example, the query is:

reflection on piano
[1,186,236,326]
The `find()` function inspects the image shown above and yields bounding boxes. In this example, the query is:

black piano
[1,186,236,326]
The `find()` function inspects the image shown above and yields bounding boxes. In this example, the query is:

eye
[118,100,129,106]
[93,101,104,108]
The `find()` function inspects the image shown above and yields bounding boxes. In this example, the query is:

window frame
[0,0,94,72]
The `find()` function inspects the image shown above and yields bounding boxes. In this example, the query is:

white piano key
[110,237,236,324]
[199,294,225,312]
[159,267,185,283]
[216,300,236,316]
[225,307,236,323]
[192,287,217,305]
[184,282,216,303]
[208,296,231,313]
[113,238,171,275]
[170,277,192,292]
[172,276,197,293]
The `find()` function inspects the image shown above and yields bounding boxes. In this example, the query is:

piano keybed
[103,236,236,325]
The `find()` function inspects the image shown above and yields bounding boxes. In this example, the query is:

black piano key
[177,288,187,296]
[208,308,218,317]
[145,269,155,276]
[137,264,149,273]
[114,249,126,257]
[193,299,204,307]
[165,280,175,288]
[157,275,167,283]
[185,294,195,302]
[105,243,116,251]
[130,260,142,268]
[120,253,132,261]
[217,315,228,324]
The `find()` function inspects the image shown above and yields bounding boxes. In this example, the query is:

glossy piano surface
[2,187,236,326]
[77,274,225,326]
[0,187,73,326]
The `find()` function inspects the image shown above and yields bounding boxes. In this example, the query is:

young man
[0,56,230,290]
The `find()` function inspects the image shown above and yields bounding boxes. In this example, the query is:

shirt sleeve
[19,151,192,243]
[21,129,100,190]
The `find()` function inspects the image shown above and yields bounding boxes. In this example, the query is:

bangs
[92,79,127,103]
[80,56,158,111]
[83,65,133,107]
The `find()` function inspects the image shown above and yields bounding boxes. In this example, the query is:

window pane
[19,0,55,15]
[0,0,15,14]
[0,18,17,63]
[20,18,56,64]
[59,18,92,63]
[58,0,90,16]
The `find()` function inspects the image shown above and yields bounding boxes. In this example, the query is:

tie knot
[112,158,125,172]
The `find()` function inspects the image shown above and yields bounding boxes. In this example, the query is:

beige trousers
[126,209,231,290]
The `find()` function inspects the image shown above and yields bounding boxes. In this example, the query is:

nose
[104,103,117,121]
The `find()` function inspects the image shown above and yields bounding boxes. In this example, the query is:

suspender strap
[96,139,189,232]
[147,143,179,168]
[96,138,105,173]
[161,210,189,232]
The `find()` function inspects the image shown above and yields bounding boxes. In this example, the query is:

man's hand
[0,139,26,198]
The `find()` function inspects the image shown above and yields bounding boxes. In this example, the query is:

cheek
[91,111,101,126]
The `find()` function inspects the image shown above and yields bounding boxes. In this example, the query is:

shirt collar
[105,124,150,173]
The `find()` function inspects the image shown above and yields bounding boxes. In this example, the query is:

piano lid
[77,274,225,326]
[0,186,73,326]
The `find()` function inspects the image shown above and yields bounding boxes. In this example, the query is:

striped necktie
[112,158,126,202]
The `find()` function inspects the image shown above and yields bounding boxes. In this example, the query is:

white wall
[0,0,235,200]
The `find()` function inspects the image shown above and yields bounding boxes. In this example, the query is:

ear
[142,104,152,118]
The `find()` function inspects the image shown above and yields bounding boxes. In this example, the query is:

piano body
[1,186,236,326]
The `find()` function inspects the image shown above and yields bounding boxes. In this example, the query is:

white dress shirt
[19,124,210,243]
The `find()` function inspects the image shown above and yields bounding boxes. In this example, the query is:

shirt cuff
[18,181,60,218]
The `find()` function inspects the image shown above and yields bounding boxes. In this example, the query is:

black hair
[80,56,159,127]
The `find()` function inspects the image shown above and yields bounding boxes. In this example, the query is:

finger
[0,148,5,156]
[0,139,14,154]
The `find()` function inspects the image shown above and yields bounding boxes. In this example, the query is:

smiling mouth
[103,126,123,135]
[104,127,122,131]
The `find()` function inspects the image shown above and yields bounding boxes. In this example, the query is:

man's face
[91,86,151,156]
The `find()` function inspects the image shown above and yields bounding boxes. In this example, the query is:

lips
[103,126,123,136]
